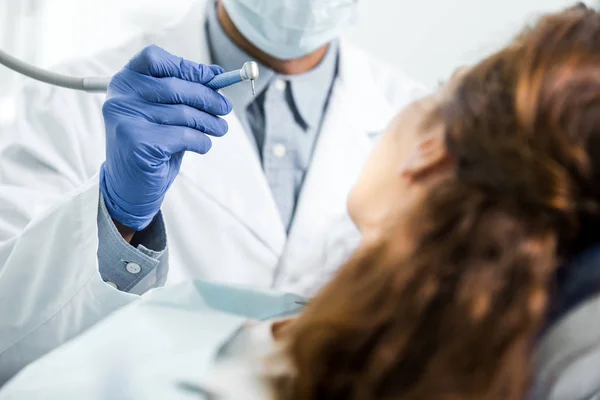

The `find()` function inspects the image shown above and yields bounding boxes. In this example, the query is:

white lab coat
[0,279,302,399]
[0,0,426,383]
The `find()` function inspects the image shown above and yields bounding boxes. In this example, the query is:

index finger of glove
[126,45,225,84]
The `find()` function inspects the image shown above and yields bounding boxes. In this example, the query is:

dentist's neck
[216,1,328,75]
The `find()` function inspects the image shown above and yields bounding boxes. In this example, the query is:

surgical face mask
[220,0,357,60]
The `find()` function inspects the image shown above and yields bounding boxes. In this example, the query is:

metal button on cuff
[126,262,141,274]
[272,144,287,159]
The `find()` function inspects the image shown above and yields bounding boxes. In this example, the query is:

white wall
[346,0,597,88]
[0,0,45,125]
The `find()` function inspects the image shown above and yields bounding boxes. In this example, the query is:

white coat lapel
[287,41,398,249]
[178,114,286,255]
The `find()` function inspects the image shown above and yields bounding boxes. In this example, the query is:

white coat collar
[282,39,400,245]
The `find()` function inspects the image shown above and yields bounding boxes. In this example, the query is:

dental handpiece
[206,61,259,95]
[0,48,259,94]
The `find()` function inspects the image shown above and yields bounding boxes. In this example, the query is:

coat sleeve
[0,178,138,385]
[0,78,108,242]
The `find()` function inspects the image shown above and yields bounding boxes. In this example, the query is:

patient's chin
[271,319,295,341]
[346,190,364,232]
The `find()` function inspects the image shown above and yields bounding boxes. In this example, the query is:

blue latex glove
[100,45,232,231]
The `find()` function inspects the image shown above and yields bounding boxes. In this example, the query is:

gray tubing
[82,76,110,92]
[0,49,110,92]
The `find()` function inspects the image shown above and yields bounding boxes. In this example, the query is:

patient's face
[347,93,447,237]
[348,68,470,237]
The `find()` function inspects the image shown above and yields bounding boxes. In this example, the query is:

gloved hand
[100,45,232,231]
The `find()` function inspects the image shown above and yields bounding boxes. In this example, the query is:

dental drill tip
[251,80,255,95]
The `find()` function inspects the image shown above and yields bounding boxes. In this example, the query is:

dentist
[0,0,425,383]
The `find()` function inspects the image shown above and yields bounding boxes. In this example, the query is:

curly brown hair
[271,4,600,400]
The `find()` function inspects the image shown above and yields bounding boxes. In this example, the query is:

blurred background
[0,0,598,129]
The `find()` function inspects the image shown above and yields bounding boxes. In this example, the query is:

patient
[2,4,600,399]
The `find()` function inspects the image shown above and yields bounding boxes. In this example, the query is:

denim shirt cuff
[97,193,168,294]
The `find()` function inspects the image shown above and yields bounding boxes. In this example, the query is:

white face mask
[220,0,357,60]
